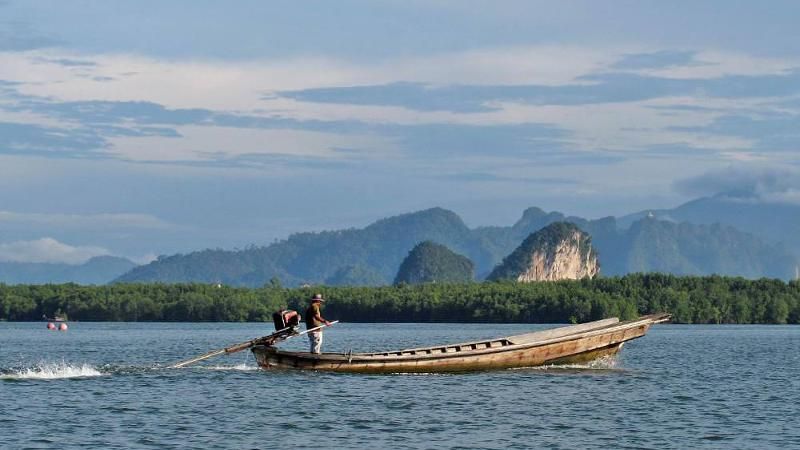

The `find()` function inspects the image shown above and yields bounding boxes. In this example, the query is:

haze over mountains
[111,195,799,286]
[0,256,136,285]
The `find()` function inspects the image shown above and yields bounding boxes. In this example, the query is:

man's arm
[313,309,332,326]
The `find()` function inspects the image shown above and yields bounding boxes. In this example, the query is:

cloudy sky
[1,0,800,264]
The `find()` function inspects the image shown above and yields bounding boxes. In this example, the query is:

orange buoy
[58,323,68,331]
[47,322,56,330]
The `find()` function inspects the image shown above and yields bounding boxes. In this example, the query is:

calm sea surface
[1,322,798,449]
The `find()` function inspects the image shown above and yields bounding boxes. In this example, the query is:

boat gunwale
[357,317,620,356]
[258,314,668,363]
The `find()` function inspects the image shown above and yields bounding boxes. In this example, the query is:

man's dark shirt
[305,303,322,329]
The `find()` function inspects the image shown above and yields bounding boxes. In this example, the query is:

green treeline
[1,274,799,324]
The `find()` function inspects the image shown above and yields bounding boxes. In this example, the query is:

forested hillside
[394,241,474,284]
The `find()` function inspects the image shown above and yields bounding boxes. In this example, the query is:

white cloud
[485,96,755,153]
[105,125,397,163]
[637,50,799,79]
[379,45,618,86]
[1,46,616,111]
[3,46,796,114]
[0,210,174,230]
[675,165,800,204]
[0,106,66,128]
[0,237,110,264]
[0,46,796,171]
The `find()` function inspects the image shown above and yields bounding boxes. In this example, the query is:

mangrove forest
[1,274,798,324]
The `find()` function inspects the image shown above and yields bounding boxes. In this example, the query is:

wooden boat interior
[356,317,623,358]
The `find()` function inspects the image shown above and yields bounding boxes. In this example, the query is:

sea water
[1,322,798,449]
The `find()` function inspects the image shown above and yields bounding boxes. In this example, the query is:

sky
[1,0,800,264]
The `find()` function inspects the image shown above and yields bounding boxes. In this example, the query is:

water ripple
[1,322,799,449]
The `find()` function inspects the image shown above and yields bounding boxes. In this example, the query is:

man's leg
[309,331,323,354]
[308,332,316,353]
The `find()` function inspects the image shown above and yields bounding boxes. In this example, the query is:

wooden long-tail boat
[250,313,670,373]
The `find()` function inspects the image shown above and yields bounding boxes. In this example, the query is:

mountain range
[6,195,795,286]
[619,193,800,257]
[114,202,799,286]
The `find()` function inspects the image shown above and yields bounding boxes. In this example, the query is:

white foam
[203,363,259,371]
[1,362,104,380]
[529,355,619,371]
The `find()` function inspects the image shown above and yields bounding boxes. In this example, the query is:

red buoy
[58,323,68,331]
[47,322,56,330]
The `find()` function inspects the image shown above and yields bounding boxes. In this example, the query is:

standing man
[305,293,331,354]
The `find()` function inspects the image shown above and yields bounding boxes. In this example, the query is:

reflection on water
[1,322,799,449]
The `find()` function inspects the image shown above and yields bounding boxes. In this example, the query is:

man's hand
[324,320,332,326]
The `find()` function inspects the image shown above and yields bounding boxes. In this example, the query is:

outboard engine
[272,309,301,331]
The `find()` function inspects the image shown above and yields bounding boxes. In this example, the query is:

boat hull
[251,315,665,373]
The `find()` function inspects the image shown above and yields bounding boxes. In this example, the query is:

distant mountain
[488,222,598,282]
[0,256,137,285]
[117,208,476,286]
[394,241,474,284]
[619,194,800,258]
[114,205,798,286]
[616,216,796,278]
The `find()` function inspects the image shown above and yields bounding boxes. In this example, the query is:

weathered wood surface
[507,317,619,345]
[251,314,670,373]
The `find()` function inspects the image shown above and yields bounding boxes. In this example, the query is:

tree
[394,241,474,285]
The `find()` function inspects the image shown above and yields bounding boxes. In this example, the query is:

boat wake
[200,363,259,371]
[0,362,104,380]
[528,355,620,371]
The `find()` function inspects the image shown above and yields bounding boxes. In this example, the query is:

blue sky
[1,0,799,264]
